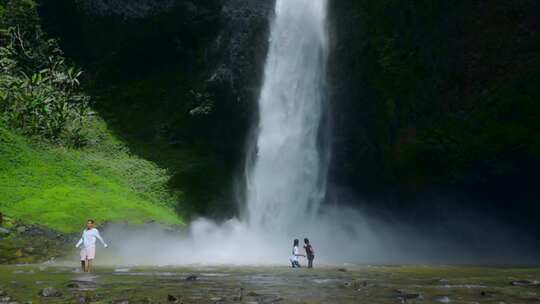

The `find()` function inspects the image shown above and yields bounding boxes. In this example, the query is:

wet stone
[435,296,451,303]
[258,295,284,304]
[511,280,540,287]
[39,287,61,297]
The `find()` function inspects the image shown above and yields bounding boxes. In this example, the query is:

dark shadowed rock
[395,290,422,303]
[258,295,283,304]
[185,275,198,281]
[167,294,179,303]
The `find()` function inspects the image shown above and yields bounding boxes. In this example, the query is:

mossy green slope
[0,119,183,233]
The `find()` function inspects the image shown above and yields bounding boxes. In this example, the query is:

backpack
[306,244,315,256]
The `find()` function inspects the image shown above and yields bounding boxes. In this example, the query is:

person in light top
[289,239,305,268]
[75,219,108,272]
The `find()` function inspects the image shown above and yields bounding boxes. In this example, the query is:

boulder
[0,228,10,235]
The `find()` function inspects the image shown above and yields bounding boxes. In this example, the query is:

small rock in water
[114,268,131,273]
[114,300,129,304]
[185,275,198,281]
[16,226,26,233]
[337,268,347,272]
[39,287,61,297]
[396,291,421,303]
[0,296,12,302]
[435,296,451,303]
[246,291,260,297]
[510,280,539,286]
[233,288,244,301]
[259,295,283,304]
[0,290,5,296]
[0,227,10,235]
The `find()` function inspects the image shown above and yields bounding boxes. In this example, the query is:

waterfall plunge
[246,0,329,234]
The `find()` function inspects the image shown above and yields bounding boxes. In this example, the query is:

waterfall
[245,0,329,233]
[93,1,523,266]
[101,0,379,265]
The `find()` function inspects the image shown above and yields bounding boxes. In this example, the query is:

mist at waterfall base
[91,0,538,266]
[98,203,538,266]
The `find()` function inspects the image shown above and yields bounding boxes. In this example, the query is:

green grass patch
[0,119,183,233]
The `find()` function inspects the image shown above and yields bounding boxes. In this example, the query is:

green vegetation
[334,1,540,192]
[0,0,89,145]
[0,119,183,233]
[0,0,198,235]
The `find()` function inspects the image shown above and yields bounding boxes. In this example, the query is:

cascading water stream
[246,0,329,233]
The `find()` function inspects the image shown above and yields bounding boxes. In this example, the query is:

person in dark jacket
[304,238,315,268]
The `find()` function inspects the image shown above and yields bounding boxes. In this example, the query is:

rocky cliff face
[210,0,273,99]
[39,0,273,146]
[73,0,178,19]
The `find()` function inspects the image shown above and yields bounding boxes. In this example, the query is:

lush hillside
[0,119,183,233]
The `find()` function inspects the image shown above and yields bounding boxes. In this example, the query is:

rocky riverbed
[0,265,539,303]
